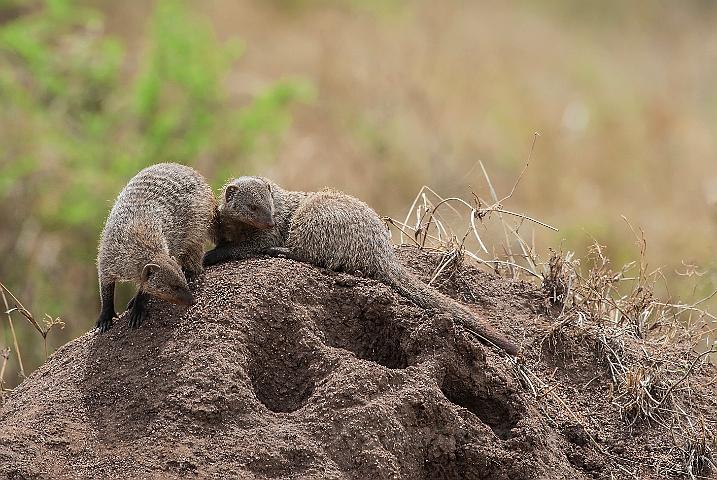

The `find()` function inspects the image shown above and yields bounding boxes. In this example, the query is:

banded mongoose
[204,177,520,356]
[95,163,217,333]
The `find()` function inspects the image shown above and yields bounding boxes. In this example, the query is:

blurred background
[1,0,716,387]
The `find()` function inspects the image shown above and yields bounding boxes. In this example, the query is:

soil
[1,246,715,479]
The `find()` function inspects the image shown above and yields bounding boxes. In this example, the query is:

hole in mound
[249,365,315,413]
[247,331,318,413]
[351,316,408,369]
[441,373,519,440]
[318,307,408,369]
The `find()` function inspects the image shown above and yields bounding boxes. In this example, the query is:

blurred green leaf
[237,76,317,157]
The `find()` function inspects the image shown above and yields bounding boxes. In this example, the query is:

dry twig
[0,283,24,377]
[0,281,64,360]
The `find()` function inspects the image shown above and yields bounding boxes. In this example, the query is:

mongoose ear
[225,184,238,201]
[141,263,160,283]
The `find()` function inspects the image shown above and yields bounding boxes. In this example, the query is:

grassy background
[1,0,716,387]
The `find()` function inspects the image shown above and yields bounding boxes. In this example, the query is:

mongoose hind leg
[95,282,117,333]
[128,291,149,329]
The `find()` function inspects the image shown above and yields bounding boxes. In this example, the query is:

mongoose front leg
[128,291,149,329]
[203,243,260,267]
[95,281,117,333]
[203,244,235,267]
[181,246,204,283]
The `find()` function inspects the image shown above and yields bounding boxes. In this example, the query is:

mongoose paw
[128,292,148,329]
[203,249,221,267]
[183,269,197,284]
[95,312,116,333]
[128,307,147,329]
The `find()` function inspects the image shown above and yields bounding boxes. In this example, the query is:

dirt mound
[1,246,715,479]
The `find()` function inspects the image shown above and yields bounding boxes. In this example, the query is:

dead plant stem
[0,283,24,377]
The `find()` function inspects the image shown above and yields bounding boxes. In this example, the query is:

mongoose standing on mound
[96,163,217,333]
[204,177,519,356]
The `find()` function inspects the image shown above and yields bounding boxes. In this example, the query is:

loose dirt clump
[1,246,715,479]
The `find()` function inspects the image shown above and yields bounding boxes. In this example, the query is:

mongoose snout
[152,290,196,307]
[140,260,196,307]
[96,163,217,333]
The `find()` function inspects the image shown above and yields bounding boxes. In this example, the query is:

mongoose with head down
[204,177,519,356]
[96,163,217,333]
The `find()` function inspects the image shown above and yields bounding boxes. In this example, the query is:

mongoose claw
[128,307,147,329]
[95,312,116,333]
[183,269,197,284]
[128,292,148,329]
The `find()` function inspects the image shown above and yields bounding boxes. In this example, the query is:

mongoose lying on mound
[205,176,309,262]
[96,163,217,333]
[204,177,519,356]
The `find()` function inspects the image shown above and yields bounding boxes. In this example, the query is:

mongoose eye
[248,204,258,212]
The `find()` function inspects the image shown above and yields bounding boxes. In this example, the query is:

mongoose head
[220,177,276,230]
[140,256,196,307]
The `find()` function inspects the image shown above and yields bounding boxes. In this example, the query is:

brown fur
[96,163,217,332]
[205,177,519,356]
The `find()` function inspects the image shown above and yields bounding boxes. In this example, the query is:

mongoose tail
[265,243,521,356]
[380,259,520,356]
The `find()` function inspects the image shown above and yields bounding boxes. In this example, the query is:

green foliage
[236,77,317,161]
[132,0,244,164]
[0,0,314,384]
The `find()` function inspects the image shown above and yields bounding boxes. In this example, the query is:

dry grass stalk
[0,346,10,402]
[390,135,555,286]
[0,282,24,378]
[0,281,65,360]
[678,415,716,479]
